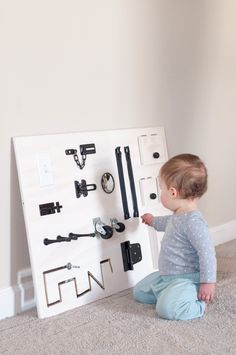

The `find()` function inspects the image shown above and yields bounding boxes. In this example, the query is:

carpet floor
[0,240,236,355]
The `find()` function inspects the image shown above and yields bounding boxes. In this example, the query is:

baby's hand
[141,213,154,226]
[198,283,216,304]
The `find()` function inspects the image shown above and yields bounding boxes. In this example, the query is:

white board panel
[13,127,168,318]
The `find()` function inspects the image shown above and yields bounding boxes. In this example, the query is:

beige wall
[1,1,236,290]
[177,0,236,225]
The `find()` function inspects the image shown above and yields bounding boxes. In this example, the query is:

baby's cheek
[160,194,167,206]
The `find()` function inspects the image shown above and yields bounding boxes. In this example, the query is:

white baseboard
[0,220,236,321]
[210,220,236,246]
[0,287,16,320]
[0,268,35,321]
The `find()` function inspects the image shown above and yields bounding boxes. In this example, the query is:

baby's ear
[169,187,178,199]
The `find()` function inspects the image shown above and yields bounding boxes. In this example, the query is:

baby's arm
[186,218,217,303]
[141,213,171,231]
[141,213,154,226]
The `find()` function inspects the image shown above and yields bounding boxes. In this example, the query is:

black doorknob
[153,152,160,159]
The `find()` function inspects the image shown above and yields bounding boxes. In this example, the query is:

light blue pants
[133,272,206,320]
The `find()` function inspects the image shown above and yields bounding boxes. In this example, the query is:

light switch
[139,177,159,206]
[138,134,165,165]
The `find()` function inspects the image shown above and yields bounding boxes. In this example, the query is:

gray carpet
[0,240,236,355]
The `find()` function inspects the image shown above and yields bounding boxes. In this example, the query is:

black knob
[153,152,160,159]
[150,193,157,200]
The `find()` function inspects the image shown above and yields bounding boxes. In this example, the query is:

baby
[133,154,216,320]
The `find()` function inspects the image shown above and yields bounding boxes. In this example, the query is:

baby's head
[160,154,208,200]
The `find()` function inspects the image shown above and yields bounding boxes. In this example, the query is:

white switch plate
[139,177,159,206]
[36,154,54,187]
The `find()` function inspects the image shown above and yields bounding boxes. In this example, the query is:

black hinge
[120,241,142,271]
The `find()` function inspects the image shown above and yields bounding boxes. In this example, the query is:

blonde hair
[160,154,208,199]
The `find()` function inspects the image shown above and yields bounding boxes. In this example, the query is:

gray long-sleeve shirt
[153,211,216,283]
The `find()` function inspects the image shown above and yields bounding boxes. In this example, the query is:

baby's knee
[133,285,156,304]
[156,289,205,320]
[156,297,176,320]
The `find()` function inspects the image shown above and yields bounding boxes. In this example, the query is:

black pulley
[115,222,125,233]
[100,225,113,239]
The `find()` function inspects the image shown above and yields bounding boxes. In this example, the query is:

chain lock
[73,153,86,169]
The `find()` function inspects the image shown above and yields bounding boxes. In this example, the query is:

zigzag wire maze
[43,259,113,307]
